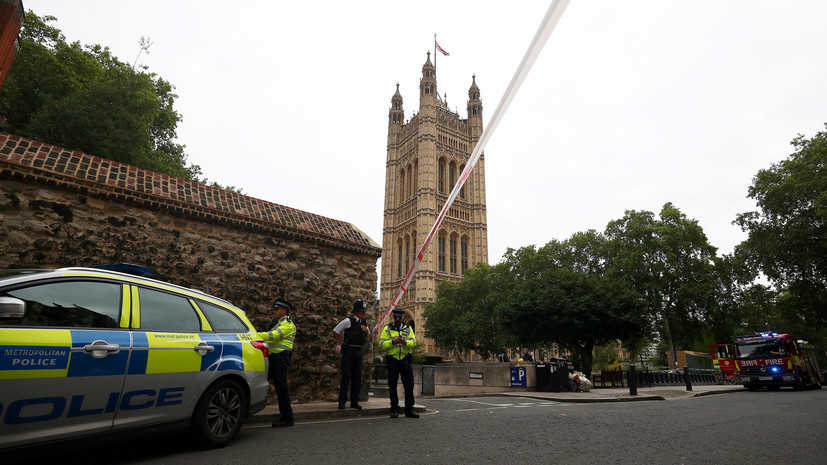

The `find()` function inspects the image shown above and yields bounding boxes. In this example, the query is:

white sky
[23,1,827,272]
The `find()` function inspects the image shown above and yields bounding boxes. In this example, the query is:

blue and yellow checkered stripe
[0,329,263,380]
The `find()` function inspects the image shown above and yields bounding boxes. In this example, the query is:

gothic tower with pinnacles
[380,52,489,356]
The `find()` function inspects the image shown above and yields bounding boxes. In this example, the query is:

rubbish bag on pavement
[569,371,593,392]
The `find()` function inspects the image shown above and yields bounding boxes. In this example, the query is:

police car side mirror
[0,296,26,319]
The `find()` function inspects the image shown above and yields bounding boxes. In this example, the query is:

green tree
[705,253,756,341]
[499,241,647,376]
[423,263,509,360]
[426,233,648,375]
[604,203,717,368]
[592,341,623,370]
[735,125,827,328]
[1,12,201,181]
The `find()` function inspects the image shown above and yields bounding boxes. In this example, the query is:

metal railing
[593,368,719,388]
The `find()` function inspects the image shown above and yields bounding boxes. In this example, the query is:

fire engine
[712,332,824,391]
[710,342,739,382]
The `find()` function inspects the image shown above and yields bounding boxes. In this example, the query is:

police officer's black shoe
[272,419,294,427]
[351,403,363,410]
[404,411,419,418]
[338,403,346,409]
[390,410,399,418]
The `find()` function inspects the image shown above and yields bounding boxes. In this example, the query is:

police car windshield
[737,340,782,359]
[0,269,50,279]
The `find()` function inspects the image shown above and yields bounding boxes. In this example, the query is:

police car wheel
[191,379,248,448]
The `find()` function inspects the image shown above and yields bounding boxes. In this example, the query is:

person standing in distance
[332,299,370,410]
[379,308,418,418]
[258,298,296,427]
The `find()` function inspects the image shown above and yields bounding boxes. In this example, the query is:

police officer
[332,299,370,409]
[379,308,418,418]
[258,298,296,427]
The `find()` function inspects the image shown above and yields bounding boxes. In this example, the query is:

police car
[0,265,269,449]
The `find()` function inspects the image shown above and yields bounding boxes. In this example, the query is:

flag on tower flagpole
[435,40,449,56]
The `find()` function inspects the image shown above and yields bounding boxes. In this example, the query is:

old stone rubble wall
[0,133,382,402]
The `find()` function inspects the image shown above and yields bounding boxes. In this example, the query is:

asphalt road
[8,388,826,464]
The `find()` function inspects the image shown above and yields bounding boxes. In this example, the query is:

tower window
[413,159,418,196]
[405,235,410,274]
[461,236,469,274]
[438,232,446,273]
[397,240,403,278]
[438,158,446,193]
[411,229,417,268]
[399,167,406,203]
[449,234,458,274]
[459,164,466,199]
[407,164,413,198]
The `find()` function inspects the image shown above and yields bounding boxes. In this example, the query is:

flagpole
[434,33,437,71]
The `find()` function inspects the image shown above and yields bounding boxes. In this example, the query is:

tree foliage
[1,12,201,181]
[425,233,648,375]
[423,264,509,360]
[735,125,827,327]
[604,203,717,367]
[499,238,647,376]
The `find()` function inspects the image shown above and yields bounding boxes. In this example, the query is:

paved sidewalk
[246,384,746,425]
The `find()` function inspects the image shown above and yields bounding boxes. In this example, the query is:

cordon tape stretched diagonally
[373,0,571,333]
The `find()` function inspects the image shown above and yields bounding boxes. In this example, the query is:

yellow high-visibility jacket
[379,323,416,360]
[258,316,295,353]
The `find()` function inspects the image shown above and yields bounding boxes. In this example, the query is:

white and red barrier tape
[374,0,571,334]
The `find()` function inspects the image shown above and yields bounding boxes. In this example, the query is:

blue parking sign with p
[510,366,526,387]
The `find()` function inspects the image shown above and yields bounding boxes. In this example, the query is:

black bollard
[629,364,638,396]
[683,366,692,391]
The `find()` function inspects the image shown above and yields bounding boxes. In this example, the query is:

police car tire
[190,378,248,449]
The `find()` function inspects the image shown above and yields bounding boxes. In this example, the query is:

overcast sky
[24,1,827,271]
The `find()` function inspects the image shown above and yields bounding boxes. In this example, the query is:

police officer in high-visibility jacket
[379,308,419,418]
[258,298,296,427]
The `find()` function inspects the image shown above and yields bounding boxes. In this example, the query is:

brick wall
[0,133,382,402]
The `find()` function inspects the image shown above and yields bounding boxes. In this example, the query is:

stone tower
[380,52,489,355]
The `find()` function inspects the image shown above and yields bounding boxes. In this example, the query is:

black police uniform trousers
[387,354,415,413]
[269,351,293,422]
[338,345,363,405]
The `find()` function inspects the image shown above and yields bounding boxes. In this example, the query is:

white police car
[0,265,269,449]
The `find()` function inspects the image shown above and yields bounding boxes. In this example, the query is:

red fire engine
[710,342,739,381]
[712,332,824,390]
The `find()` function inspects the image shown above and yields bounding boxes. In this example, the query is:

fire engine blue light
[771,366,779,373]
